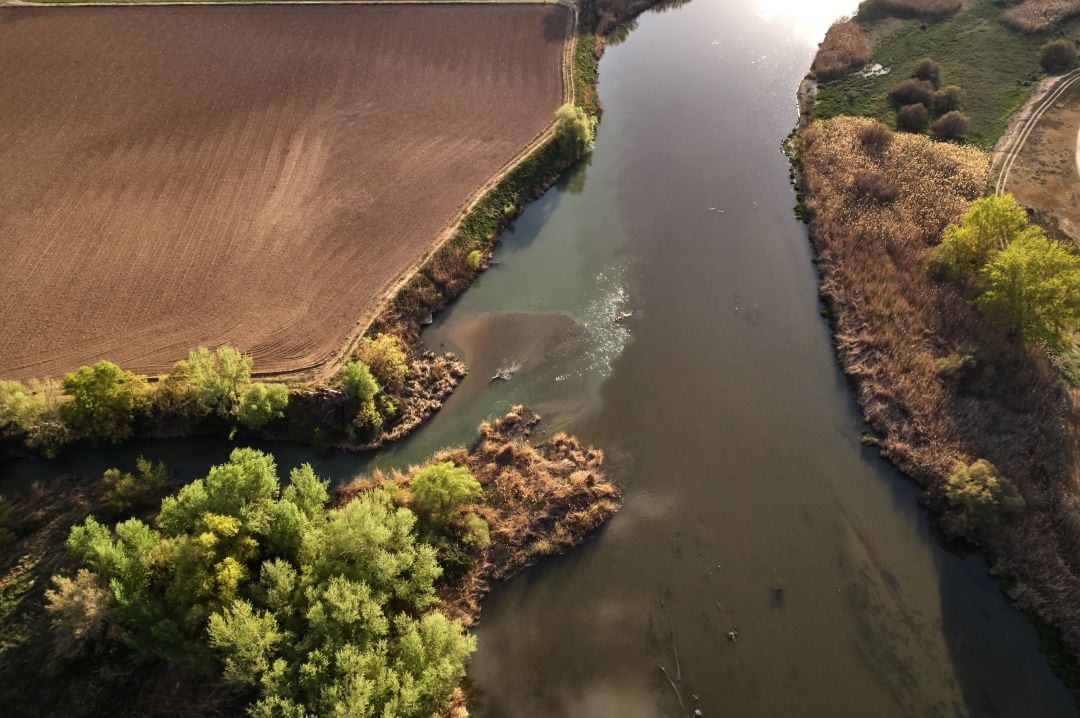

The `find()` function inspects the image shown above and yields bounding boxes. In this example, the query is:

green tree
[554,103,596,159]
[975,231,1080,351]
[409,462,482,525]
[61,361,145,442]
[941,459,1025,541]
[235,382,289,430]
[0,378,72,457]
[54,448,474,716]
[340,360,380,402]
[185,346,253,417]
[929,194,1032,279]
[355,334,410,393]
[102,456,170,515]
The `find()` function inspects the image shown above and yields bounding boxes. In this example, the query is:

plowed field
[0,3,569,380]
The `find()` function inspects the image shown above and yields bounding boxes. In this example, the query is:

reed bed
[802,116,1080,659]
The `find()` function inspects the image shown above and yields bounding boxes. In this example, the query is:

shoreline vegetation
[0,408,619,716]
[0,1,664,716]
[795,0,1080,697]
[0,0,660,463]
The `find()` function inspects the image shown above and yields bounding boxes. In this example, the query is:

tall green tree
[554,103,596,159]
[975,231,1080,351]
[185,346,253,417]
[235,382,289,430]
[409,462,482,525]
[929,194,1032,279]
[61,361,146,442]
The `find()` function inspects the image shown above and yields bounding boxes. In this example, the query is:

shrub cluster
[0,346,291,456]
[1040,38,1078,73]
[48,448,486,716]
[940,459,1026,541]
[889,60,969,140]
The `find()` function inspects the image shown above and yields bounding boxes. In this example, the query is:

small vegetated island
[0,0,665,715]
[797,0,1080,697]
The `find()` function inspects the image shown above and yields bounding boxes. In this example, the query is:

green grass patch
[814,0,1077,149]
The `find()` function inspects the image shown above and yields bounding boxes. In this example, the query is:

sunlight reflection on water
[754,0,860,43]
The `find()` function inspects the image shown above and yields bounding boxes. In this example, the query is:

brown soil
[0,3,568,382]
[997,79,1080,244]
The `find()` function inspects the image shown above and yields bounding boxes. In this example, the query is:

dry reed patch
[802,116,1080,657]
[814,21,873,80]
[337,407,619,626]
[1003,0,1080,32]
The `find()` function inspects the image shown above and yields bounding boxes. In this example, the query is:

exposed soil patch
[998,80,1080,244]
[0,3,568,382]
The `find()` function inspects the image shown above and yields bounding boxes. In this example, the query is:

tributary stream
[2,1,1078,715]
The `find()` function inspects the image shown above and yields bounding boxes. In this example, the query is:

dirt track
[994,71,1080,244]
[0,3,568,381]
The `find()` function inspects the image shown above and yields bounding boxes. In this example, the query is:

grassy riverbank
[814,0,1079,148]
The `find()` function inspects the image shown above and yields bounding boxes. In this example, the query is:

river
[2,0,1078,715]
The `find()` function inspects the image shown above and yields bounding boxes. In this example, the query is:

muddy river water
[2,1,1078,715]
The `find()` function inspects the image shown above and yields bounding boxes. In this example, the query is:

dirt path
[992,68,1080,199]
[991,70,1080,245]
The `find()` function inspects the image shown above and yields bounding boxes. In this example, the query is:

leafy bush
[0,379,71,457]
[184,346,253,417]
[55,448,474,716]
[235,383,289,430]
[356,334,409,393]
[61,361,146,443]
[896,102,930,132]
[913,57,941,86]
[467,249,483,271]
[353,398,384,436]
[102,456,169,515]
[859,121,895,153]
[931,110,970,141]
[1041,39,1077,73]
[554,103,596,159]
[409,461,482,525]
[341,360,380,402]
[932,85,964,114]
[889,78,936,108]
[941,459,1025,540]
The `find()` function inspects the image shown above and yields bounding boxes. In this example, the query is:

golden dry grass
[802,116,1080,657]
[814,21,873,80]
[1002,0,1080,31]
[337,407,619,626]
